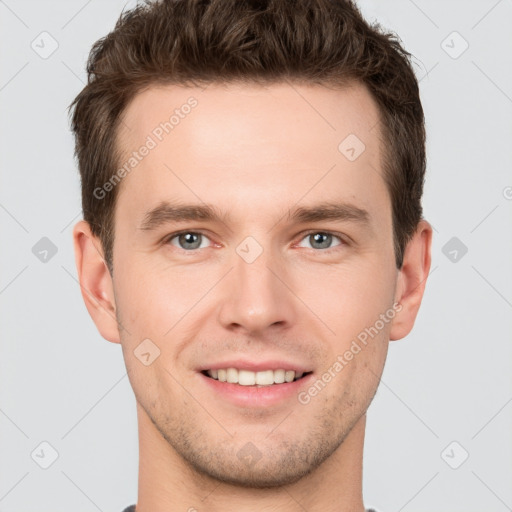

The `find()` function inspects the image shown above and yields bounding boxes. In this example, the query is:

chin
[188,456,315,489]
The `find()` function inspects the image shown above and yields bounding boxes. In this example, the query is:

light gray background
[1,0,511,511]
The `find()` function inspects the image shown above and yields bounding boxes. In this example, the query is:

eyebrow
[139,200,371,231]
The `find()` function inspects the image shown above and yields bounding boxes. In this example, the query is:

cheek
[114,257,212,354]
[297,258,396,335]
[114,255,173,318]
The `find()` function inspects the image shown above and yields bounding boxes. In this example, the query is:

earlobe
[72,220,121,344]
[389,220,433,341]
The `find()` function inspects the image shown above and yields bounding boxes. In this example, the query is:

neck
[135,403,366,512]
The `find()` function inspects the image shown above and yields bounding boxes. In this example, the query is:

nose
[217,242,298,336]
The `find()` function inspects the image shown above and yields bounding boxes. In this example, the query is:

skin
[73,81,432,512]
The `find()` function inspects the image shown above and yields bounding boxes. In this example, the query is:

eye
[165,231,212,251]
[296,231,345,251]
[162,230,346,253]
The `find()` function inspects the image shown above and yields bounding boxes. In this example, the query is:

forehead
[114,81,389,229]
[118,81,381,157]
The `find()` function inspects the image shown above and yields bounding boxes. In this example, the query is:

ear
[72,220,120,344]
[390,220,433,341]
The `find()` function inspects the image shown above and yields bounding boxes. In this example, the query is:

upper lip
[198,359,313,373]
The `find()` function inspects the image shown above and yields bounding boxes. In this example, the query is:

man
[70,0,432,510]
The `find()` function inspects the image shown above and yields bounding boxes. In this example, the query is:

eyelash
[161,229,348,253]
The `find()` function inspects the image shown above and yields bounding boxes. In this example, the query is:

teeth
[285,370,295,383]
[274,369,285,383]
[238,370,256,385]
[226,368,238,383]
[206,368,307,386]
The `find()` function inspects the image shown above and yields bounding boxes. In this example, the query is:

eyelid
[162,228,349,252]
[293,229,349,250]
[161,229,216,247]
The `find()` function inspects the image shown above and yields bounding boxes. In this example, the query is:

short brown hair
[69,0,426,273]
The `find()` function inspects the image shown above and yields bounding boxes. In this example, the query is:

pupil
[312,233,331,249]
[180,233,201,249]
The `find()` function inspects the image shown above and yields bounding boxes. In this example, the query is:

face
[111,82,399,487]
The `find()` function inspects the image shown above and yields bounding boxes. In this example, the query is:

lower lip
[199,372,314,408]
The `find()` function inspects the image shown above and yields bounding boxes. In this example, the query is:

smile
[202,368,313,386]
